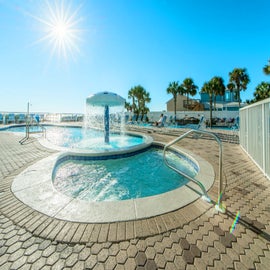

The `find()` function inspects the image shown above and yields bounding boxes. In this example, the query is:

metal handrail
[163,129,225,212]
[34,120,46,137]
[19,117,46,144]
[28,118,46,137]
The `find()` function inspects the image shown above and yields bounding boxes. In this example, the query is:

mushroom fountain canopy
[86,91,125,107]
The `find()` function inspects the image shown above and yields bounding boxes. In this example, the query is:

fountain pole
[86,92,125,144]
[104,105,110,143]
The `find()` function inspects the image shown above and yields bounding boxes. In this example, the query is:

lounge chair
[142,114,149,123]
[127,115,138,124]
[0,113,3,124]
[230,116,239,137]
[160,115,167,127]
[155,115,167,127]
[34,114,40,123]
[197,115,205,129]
[17,114,26,123]
[186,115,205,130]
[6,113,15,124]
[169,115,177,124]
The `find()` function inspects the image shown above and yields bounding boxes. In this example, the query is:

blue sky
[0,0,270,113]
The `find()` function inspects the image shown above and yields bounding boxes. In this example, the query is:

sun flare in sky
[31,0,84,63]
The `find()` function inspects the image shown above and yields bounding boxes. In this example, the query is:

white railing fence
[240,98,270,180]
[128,111,239,123]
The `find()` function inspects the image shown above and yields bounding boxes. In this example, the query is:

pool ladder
[19,117,46,144]
[163,129,225,213]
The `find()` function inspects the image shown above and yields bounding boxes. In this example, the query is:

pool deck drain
[0,130,270,269]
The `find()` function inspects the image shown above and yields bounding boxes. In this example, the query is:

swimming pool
[52,146,197,202]
[2,125,149,152]
[8,123,215,222]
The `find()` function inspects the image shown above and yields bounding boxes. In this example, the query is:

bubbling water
[85,92,127,144]
[53,147,196,201]
[44,126,145,152]
[84,104,126,134]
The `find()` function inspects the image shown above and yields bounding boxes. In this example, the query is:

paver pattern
[0,130,270,269]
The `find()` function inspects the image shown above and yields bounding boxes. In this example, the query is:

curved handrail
[19,117,46,144]
[164,151,209,199]
[28,118,46,137]
[163,129,224,211]
[38,123,46,138]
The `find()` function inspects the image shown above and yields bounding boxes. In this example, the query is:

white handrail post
[26,102,30,139]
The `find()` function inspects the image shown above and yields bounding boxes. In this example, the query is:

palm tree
[181,78,198,110]
[227,68,250,107]
[166,81,183,121]
[201,80,214,128]
[212,76,226,111]
[253,82,270,102]
[200,77,225,128]
[263,60,270,75]
[139,91,151,121]
[128,87,137,114]
[128,85,151,121]
[124,102,132,112]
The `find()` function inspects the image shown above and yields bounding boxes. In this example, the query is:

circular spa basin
[11,143,214,222]
[52,146,198,202]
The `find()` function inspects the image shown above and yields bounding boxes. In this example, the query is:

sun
[53,22,68,39]
[31,0,84,63]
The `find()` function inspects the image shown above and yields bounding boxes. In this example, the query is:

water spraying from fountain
[85,92,126,144]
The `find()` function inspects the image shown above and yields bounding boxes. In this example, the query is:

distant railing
[183,99,201,110]
[44,113,84,123]
[240,98,270,180]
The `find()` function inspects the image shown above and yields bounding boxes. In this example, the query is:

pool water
[2,126,43,133]
[3,125,145,151]
[53,148,197,201]
[45,126,145,151]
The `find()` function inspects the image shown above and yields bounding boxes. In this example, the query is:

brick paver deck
[0,130,270,269]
